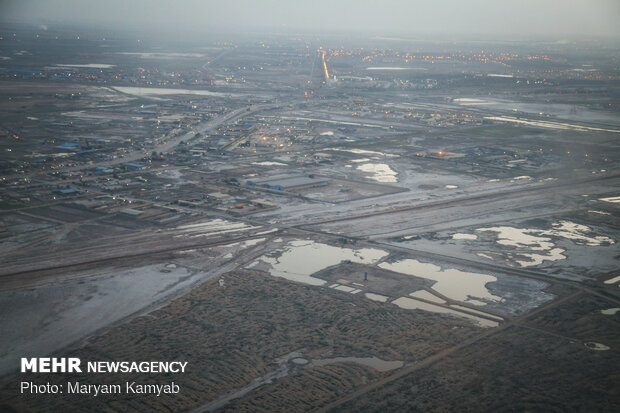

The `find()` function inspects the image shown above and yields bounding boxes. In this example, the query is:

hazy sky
[2,0,619,39]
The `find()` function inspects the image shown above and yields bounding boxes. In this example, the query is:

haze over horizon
[1,0,620,41]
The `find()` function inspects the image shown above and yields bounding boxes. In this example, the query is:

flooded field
[477,220,614,267]
[584,342,610,351]
[329,148,399,157]
[252,161,287,166]
[117,52,207,59]
[599,195,620,203]
[251,240,388,286]
[248,240,525,327]
[379,259,501,306]
[391,297,499,328]
[409,289,446,303]
[452,233,477,240]
[454,97,620,126]
[0,264,211,378]
[365,292,390,302]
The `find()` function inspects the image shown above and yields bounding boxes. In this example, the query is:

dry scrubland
[1,270,477,412]
[338,294,620,413]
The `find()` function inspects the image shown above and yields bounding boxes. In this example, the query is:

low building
[246,174,330,191]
